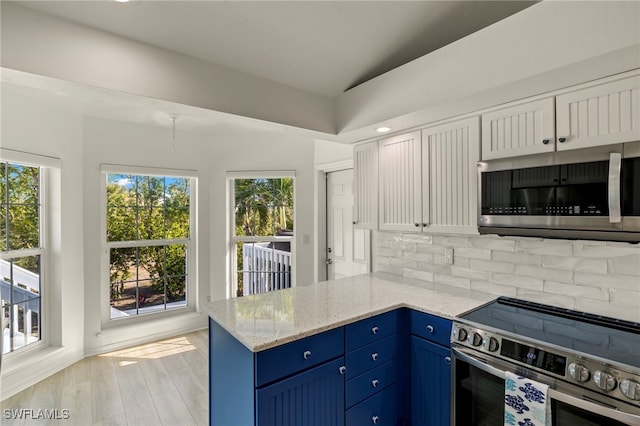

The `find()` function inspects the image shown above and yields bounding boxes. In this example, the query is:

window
[229,174,294,297]
[105,171,193,319]
[1,161,42,355]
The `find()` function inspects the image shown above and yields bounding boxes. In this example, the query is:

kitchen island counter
[201,272,495,352]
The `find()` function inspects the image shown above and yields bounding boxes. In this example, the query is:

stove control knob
[487,337,500,352]
[593,370,617,391]
[471,332,483,347]
[568,363,590,383]
[456,328,468,342]
[619,379,640,401]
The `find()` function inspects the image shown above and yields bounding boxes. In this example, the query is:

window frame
[100,164,197,323]
[226,171,296,298]
[0,148,60,358]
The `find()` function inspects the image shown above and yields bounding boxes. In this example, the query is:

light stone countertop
[201,272,496,352]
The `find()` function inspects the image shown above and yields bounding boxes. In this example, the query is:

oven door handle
[452,348,640,425]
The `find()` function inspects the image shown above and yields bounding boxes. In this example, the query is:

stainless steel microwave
[478,141,640,242]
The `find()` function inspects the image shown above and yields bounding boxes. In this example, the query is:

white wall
[1,84,85,399]
[0,86,318,398]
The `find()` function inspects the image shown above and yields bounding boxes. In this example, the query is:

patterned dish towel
[504,371,552,426]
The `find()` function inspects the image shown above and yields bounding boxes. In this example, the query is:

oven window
[554,401,627,426]
[455,360,504,425]
[455,361,630,426]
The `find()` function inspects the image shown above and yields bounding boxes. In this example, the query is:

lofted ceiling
[13,0,536,98]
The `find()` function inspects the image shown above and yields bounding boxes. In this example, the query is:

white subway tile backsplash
[403,268,434,283]
[434,274,471,289]
[608,254,640,276]
[515,289,576,309]
[492,251,542,266]
[515,239,573,256]
[576,298,640,323]
[451,266,491,281]
[470,236,516,252]
[491,273,543,291]
[541,255,607,273]
[401,233,433,244]
[454,247,492,260]
[469,259,515,274]
[573,242,640,258]
[432,235,473,247]
[543,281,609,301]
[470,280,518,297]
[609,288,640,306]
[515,264,573,283]
[375,231,640,321]
[574,271,640,290]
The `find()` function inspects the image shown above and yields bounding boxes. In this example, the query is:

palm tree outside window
[229,174,294,297]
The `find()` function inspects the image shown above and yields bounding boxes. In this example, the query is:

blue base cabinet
[410,311,452,426]
[210,308,450,426]
[410,337,451,426]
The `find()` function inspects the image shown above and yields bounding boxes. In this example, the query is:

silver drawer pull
[372,379,379,388]
[371,326,379,335]
[339,366,346,375]
[372,415,379,424]
[303,350,311,360]
[371,352,379,361]
[426,324,435,333]
[445,356,451,365]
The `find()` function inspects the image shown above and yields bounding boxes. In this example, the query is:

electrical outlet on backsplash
[373,230,640,323]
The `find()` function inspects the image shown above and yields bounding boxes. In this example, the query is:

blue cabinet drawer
[410,310,452,347]
[346,335,397,379]
[346,360,397,408]
[346,310,398,351]
[346,383,397,426]
[255,327,345,387]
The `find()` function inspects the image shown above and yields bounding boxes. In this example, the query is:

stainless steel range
[451,297,640,425]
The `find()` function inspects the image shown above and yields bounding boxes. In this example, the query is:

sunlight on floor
[100,336,197,360]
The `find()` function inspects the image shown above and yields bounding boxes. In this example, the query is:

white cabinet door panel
[378,131,422,232]
[481,97,555,160]
[556,74,640,150]
[353,141,378,230]
[423,116,480,234]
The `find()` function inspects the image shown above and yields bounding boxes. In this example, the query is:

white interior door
[326,169,370,280]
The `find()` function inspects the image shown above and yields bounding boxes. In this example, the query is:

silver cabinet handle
[371,326,379,335]
[339,366,346,375]
[371,353,379,361]
[608,152,622,223]
[372,416,379,424]
[426,324,435,333]
[371,379,379,388]
[325,258,333,265]
[303,350,311,360]
[445,356,451,365]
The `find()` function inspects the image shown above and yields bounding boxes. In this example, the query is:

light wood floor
[1,329,209,426]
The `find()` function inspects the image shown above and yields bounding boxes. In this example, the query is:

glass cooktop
[459,297,640,369]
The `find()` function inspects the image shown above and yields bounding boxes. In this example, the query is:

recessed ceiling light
[376,127,391,133]
[114,0,130,3]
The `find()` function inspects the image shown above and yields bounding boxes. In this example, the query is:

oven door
[452,347,640,426]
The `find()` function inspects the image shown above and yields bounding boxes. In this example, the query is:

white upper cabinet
[378,131,422,232]
[481,71,640,160]
[481,97,555,160]
[422,116,480,234]
[353,141,378,230]
[556,74,640,151]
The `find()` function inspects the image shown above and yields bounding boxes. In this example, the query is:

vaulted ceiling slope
[2,1,639,142]
[13,0,537,98]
